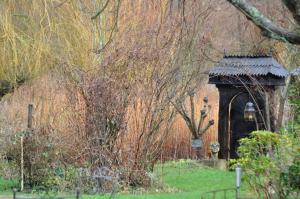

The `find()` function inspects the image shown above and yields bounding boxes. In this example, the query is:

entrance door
[229,93,257,159]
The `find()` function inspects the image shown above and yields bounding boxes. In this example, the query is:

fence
[12,188,80,199]
[200,188,238,199]
[200,187,255,199]
[11,165,119,199]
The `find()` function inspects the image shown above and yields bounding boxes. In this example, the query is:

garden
[0,160,251,199]
[0,0,300,199]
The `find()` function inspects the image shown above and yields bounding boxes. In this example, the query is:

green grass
[0,177,18,192]
[82,160,251,199]
[156,161,235,191]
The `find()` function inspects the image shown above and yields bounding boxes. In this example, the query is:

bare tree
[173,94,214,140]
[172,92,214,158]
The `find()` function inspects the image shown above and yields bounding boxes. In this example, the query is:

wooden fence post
[13,188,17,199]
[76,187,80,199]
[27,104,33,129]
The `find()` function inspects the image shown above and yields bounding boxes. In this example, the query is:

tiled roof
[209,55,289,77]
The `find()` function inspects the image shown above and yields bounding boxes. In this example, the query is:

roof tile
[209,55,289,77]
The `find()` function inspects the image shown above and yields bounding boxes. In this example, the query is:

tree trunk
[264,92,271,131]
[276,75,291,131]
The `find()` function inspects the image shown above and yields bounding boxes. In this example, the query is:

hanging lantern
[244,102,255,121]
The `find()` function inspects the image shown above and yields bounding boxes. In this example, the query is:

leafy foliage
[280,153,300,194]
[289,78,300,125]
[0,177,18,192]
[0,160,19,191]
[236,131,300,199]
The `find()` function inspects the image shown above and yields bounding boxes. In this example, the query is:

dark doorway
[229,93,257,159]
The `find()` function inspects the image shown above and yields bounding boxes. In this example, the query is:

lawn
[0,160,252,199]
[83,160,251,199]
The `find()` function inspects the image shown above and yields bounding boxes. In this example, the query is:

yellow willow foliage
[0,0,208,86]
[0,0,104,85]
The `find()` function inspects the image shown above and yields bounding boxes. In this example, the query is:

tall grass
[123,84,219,160]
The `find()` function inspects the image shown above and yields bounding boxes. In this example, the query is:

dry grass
[0,73,75,154]
[0,73,219,162]
[121,84,219,160]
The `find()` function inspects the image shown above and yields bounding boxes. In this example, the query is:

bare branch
[197,98,208,135]
[199,120,214,135]
[94,0,121,54]
[171,101,197,138]
[91,0,110,20]
[189,93,197,133]
[227,0,300,44]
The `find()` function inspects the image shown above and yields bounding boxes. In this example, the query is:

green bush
[0,160,19,191]
[289,78,300,124]
[280,150,300,194]
[34,165,81,192]
[236,131,299,199]
[0,160,19,180]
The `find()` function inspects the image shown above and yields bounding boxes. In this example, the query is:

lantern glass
[244,102,255,121]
